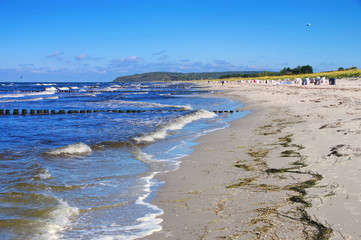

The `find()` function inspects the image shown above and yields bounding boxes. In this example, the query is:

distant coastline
[113,68,361,83]
[112,71,262,82]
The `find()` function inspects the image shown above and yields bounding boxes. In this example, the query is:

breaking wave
[103,100,192,110]
[0,90,56,99]
[133,109,216,143]
[34,198,79,240]
[0,96,58,103]
[46,143,92,156]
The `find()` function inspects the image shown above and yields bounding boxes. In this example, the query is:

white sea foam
[45,87,58,91]
[1,83,14,86]
[91,173,163,240]
[95,86,120,92]
[32,168,53,180]
[105,99,192,110]
[35,198,79,240]
[57,87,70,91]
[133,109,216,143]
[132,149,155,163]
[0,88,56,99]
[110,84,123,88]
[120,172,163,239]
[47,142,92,155]
[41,83,57,86]
[0,96,59,103]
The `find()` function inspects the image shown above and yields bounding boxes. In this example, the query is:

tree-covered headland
[219,65,313,79]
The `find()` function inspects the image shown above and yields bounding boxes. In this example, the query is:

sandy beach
[145,78,361,240]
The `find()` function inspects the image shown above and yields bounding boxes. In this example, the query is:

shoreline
[144,78,361,239]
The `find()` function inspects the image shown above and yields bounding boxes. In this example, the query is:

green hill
[112,71,261,82]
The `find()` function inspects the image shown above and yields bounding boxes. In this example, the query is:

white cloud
[109,56,143,72]
[76,54,90,60]
[47,51,63,59]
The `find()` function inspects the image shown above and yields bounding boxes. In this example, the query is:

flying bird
[306,23,311,27]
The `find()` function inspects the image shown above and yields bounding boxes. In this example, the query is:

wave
[0,193,78,240]
[88,173,163,240]
[0,89,56,99]
[130,172,163,238]
[0,96,58,103]
[45,87,58,91]
[133,109,216,143]
[57,87,70,91]
[105,99,192,110]
[132,149,155,163]
[36,83,57,86]
[32,168,53,181]
[35,198,79,240]
[40,83,57,86]
[46,142,92,156]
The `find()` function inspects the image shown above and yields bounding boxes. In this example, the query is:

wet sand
[145,78,361,239]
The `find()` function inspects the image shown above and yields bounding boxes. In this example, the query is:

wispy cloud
[152,50,166,56]
[18,63,35,67]
[47,51,63,58]
[76,54,90,60]
[125,56,141,62]
[47,51,64,61]
[110,56,142,68]
[158,55,168,61]
[131,59,243,73]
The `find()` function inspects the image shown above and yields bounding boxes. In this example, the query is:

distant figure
[221,80,224,86]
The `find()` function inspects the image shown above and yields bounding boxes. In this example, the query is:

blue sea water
[0,81,249,239]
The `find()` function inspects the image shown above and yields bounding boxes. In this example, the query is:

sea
[0,81,250,240]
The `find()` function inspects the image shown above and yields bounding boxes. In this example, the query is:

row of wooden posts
[0,109,240,115]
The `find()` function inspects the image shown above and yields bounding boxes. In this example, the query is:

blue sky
[1,0,360,82]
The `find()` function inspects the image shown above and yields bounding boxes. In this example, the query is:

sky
[0,0,360,82]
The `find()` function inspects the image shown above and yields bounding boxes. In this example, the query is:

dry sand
[144,78,361,240]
